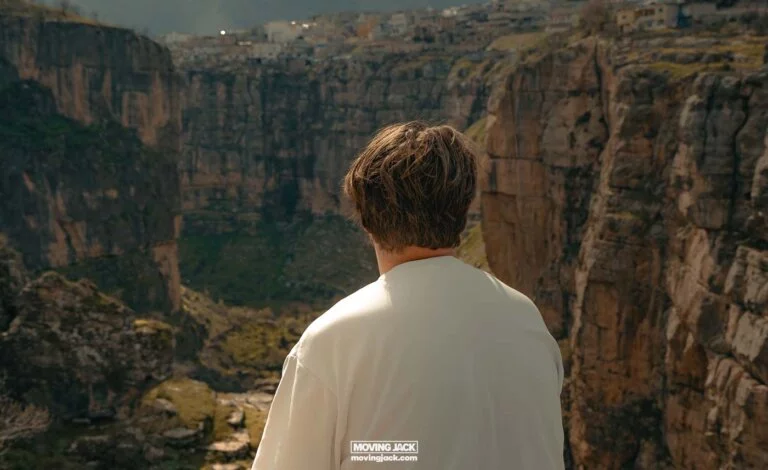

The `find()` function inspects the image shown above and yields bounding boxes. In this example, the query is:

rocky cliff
[483,34,768,469]
[178,48,506,306]
[0,12,183,312]
[0,12,181,150]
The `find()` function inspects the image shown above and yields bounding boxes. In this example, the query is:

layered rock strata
[482,35,768,469]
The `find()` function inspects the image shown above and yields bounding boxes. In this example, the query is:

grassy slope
[179,214,378,309]
[457,223,491,272]
[178,286,319,387]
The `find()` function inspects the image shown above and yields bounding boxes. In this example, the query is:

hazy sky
[58,0,485,35]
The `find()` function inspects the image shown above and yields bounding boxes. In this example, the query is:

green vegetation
[179,214,377,309]
[644,62,715,80]
[133,318,174,348]
[141,378,216,431]
[0,82,172,169]
[518,32,573,66]
[722,40,767,67]
[218,313,316,373]
[244,406,268,447]
[0,80,179,313]
[465,117,488,146]
[451,32,573,88]
[211,401,236,441]
[487,32,547,52]
[623,36,768,82]
[448,57,476,81]
[180,286,260,340]
[391,54,442,74]
[139,379,270,460]
[178,286,319,387]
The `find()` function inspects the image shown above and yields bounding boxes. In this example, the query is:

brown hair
[343,121,478,252]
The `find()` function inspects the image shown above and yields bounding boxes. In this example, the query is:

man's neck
[374,245,455,275]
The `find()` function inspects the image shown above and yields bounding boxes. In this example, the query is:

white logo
[350,440,419,463]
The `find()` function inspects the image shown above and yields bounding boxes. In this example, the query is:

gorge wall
[0,13,183,312]
[0,10,203,469]
[178,51,502,306]
[483,35,768,469]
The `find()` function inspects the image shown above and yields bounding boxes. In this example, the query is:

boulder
[212,464,247,470]
[140,378,216,430]
[226,408,245,427]
[0,272,174,420]
[151,398,179,417]
[207,431,250,461]
[162,426,204,448]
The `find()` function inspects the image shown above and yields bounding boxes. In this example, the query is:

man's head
[343,121,479,253]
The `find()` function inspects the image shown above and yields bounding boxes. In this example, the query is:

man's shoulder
[471,270,554,334]
[311,279,389,331]
[290,279,388,361]
[475,269,539,309]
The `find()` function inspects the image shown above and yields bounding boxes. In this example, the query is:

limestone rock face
[482,36,768,469]
[0,271,174,421]
[0,14,183,312]
[180,53,492,226]
[0,14,182,151]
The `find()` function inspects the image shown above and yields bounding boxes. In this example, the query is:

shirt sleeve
[251,353,338,470]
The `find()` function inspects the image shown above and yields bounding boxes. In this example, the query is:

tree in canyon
[579,0,616,36]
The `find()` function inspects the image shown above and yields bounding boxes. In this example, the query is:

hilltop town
[159,0,767,68]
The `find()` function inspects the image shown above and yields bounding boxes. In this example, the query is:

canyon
[0,4,767,470]
[177,46,503,306]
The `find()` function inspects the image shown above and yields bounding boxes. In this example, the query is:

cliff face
[182,53,490,220]
[179,51,499,306]
[0,14,183,312]
[483,36,768,469]
[0,14,181,150]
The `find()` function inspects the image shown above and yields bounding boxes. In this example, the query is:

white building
[443,7,460,17]
[264,21,302,44]
[389,12,411,36]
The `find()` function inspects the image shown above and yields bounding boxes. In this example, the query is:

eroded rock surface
[177,50,505,305]
[0,271,174,421]
[482,35,768,469]
[0,13,183,312]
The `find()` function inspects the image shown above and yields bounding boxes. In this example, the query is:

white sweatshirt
[251,255,565,470]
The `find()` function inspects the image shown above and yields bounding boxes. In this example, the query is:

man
[251,122,565,469]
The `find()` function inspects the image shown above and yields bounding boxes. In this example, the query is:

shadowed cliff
[0,12,183,312]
